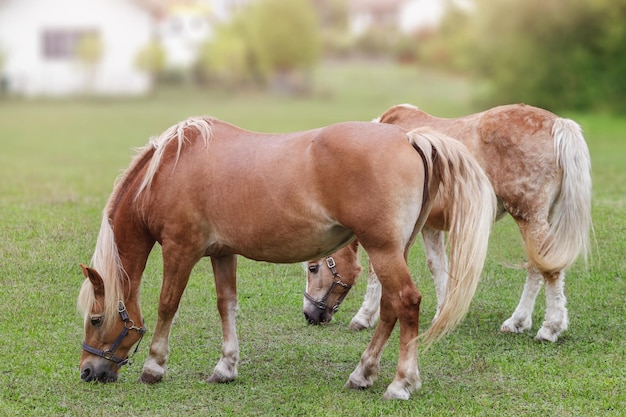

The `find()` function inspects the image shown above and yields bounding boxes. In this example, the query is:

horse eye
[308,264,319,274]
[90,315,103,328]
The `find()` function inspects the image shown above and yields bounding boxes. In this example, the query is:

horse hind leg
[501,267,568,343]
[346,251,422,400]
[348,226,448,330]
[535,269,568,342]
[500,265,543,334]
[501,219,569,342]
[345,287,394,389]
[346,284,422,400]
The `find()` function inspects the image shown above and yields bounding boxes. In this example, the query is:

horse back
[137,119,425,263]
[380,103,561,223]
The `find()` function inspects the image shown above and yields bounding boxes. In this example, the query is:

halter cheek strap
[82,301,147,368]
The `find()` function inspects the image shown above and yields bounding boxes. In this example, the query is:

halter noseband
[304,256,352,313]
[82,301,146,368]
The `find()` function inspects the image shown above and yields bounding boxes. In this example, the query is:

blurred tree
[466,0,626,113]
[199,0,320,93]
[416,7,474,71]
[196,22,250,87]
[246,0,321,92]
[135,40,167,86]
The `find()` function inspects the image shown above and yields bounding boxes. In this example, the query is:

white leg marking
[349,265,381,330]
[536,271,568,342]
[142,336,169,382]
[501,266,543,333]
[422,227,448,320]
[209,299,239,382]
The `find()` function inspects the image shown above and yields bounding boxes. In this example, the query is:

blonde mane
[137,116,213,197]
[77,116,213,331]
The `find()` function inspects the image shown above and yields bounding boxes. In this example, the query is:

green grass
[0,62,624,416]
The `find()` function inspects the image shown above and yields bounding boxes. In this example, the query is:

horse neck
[102,149,157,302]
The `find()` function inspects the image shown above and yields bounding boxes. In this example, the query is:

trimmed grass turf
[0,62,624,416]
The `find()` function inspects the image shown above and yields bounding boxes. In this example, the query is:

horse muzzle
[80,359,119,383]
[303,302,334,325]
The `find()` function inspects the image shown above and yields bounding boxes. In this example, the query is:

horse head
[302,240,361,325]
[78,264,146,383]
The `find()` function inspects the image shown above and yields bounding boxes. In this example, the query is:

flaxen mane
[77,116,213,331]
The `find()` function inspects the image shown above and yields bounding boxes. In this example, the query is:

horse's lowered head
[77,264,146,383]
[303,240,361,325]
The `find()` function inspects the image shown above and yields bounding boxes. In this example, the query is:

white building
[349,0,474,36]
[157,1,212,70]
[0,0,156,96]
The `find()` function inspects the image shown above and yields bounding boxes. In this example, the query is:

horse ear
[80,264,104,297]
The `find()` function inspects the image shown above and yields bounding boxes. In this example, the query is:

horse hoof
[207,373,235,384]
[383,387,411,400]
[348,320,368,331]
[500,317,531,334]
[139,373,162,384]
[535,327,559,342]
[344,380,368,390]
[348,321,366,331]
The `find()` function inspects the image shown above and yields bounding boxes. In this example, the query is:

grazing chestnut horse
[303,103,592,343]
[76,116,496,400]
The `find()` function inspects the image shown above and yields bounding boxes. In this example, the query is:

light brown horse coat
[77,117,496,400]
[304,103,592,342]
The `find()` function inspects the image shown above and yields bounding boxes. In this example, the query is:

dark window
[41,29,98,60]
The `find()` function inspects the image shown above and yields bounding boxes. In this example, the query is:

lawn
[0,62,624,416]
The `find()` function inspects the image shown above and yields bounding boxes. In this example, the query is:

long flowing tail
[525,118,592,273]
[408,127,497,351]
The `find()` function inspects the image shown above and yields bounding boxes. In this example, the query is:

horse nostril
[81,366,94,382]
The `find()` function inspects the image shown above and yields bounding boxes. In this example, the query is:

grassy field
[0,62,624,416]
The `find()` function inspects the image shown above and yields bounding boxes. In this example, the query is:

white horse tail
[525,118,592,273]
[408,128,497,351]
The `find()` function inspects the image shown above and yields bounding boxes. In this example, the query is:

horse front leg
[383,277,421,400]
[421,226,448,320]
[140,248,198,384]
[207,254,239,383]
[348,262,382,330]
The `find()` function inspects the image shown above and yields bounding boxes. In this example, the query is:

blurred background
[1,0,624,114]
